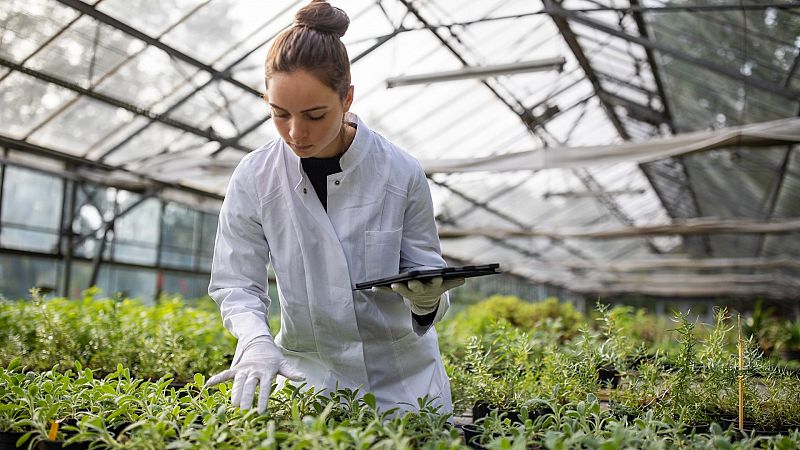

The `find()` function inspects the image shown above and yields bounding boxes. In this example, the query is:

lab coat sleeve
[208,160,272,365]
[400,162,450,335]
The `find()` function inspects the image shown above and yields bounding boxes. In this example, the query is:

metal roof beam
[378,3,800,34]
[577,283,796,299]
[398,0,553,141]
[551,255,800,272]
[755,146,797,257]
[23,0,213,147]
[572,3,800,14]
[543,0,630,140]
[54,0,261,97]
[0,134,223,201]
[437,217,800,240]
[545,1,800,101]
[403,0,650,268]
[385,57,566,88]
[598,90,668,126]
[626,0,673,130]
[432,177,595,262]
[0,56,251,154]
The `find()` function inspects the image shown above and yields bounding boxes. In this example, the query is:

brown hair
[265,1,351,100]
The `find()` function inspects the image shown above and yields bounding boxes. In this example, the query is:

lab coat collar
[339,112,369,172]
[290,112,370,192]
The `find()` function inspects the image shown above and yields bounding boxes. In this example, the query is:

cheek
[274,121,290,138]
[320,118,341,140]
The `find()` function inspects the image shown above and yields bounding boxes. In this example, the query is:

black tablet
[354,263,501,290]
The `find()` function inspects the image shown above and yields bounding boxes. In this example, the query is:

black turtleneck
[301,155,342,211]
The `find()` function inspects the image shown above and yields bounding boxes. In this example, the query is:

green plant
[0,294,234,383]
[776,320,800,353]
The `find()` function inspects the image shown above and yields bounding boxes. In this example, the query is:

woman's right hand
[206,335,306,413]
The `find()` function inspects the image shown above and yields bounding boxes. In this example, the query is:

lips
[292,143,313,152]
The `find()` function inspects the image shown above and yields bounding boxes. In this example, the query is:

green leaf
[363,393,376,410]
[193,373,205,387]
[6,357,21,372]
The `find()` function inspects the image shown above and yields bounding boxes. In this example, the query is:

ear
[343,85,354,112]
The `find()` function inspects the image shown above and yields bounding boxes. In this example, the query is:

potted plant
[777,320,800,361]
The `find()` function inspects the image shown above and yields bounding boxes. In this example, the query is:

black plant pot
[598,367,622,388]
[33,440,90,450]
[0,432,25,450]
[472,401,492,422]
[719,416,794,438]
[460,424,486,449]
[472,401,552,424]
[682,422,711,435]
[780,349,800,361]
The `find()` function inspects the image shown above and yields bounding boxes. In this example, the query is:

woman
[206,0,463,415]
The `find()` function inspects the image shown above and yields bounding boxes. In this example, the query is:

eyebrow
[269,103,328,113]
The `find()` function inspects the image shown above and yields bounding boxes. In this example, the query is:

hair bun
[294,0,349,37]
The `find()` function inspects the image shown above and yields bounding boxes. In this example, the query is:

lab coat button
[334,180,341,185]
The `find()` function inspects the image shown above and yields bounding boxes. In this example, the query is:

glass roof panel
[0,0,80,64]
[96,0,210,37]
[239,122,278,150]
[83,116,150,159]
[168,79,266,140]
[646,3,800,130]
[159,0,301,66]
[683,147,786,220]
[92,46,208,109]
[27,97,134,155]
[548,100,620,146]
[101,122,186,166]
[24,15,138,90]
[0,72,78,139]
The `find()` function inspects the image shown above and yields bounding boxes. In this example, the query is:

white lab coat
[209,113,452,413]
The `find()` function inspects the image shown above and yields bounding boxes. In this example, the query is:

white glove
[206,335,305,413]
[376,276,465,315]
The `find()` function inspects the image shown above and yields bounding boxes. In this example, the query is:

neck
[338,121,355,156]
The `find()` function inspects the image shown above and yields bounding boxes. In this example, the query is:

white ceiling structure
[1,0,799,299]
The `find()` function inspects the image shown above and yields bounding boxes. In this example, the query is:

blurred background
[0,0,799,319]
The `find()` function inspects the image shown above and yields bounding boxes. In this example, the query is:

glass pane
[196,212,217,271]
[160,202,197,269]
[97,0,211,37]
[70,184,116,259]
[24,15,138,89]
[160,0,300,65]
[1,166,62,253]
[0,254,59,300]
[0,72,77,139]
[28,98,134,156]
[113,194,160,265]
[66,260,93,299]
[106,266,157,303]
[102,123,186,166]
[0,0,80,63]
[93,46,207,109]
[160,271,209,299]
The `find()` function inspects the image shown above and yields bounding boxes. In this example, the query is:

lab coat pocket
[364,229,402,280]
[391,331,444,404]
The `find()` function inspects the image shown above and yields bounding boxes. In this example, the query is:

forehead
[267,70,339,110]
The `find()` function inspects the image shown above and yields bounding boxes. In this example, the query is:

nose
[289,118,307,142]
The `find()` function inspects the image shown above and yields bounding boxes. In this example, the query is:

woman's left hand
[374,276,464,315]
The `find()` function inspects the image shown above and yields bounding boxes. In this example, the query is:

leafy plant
[0,293,234,383]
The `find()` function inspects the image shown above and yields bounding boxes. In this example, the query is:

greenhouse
[1,0,800,448]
